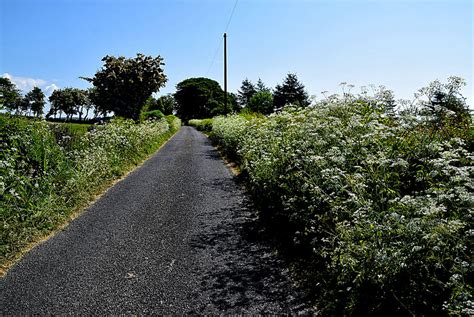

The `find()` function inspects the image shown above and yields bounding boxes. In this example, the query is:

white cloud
[2,73,59,97]
[44,83,59,96]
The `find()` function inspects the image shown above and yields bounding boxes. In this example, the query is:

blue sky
[1,0,472,107]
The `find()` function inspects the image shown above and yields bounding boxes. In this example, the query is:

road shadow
[188,187,313,314]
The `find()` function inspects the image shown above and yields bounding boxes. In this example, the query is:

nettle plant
[211,79,473,315]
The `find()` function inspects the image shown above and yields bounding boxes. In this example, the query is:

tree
[73,89,89,121]
[86,87,107,119]
[237,78,256,108]
[146,94,175,115]
[273,73,310,110]
[25,87,45,117]
[48,88,86,121]
[157,95,175,115]
[82,88,95,120]
[49,89,71,120]
[17,97,30,115]
[82,53,167,120]
[0,77,21,112]
[248,91,274,115]
[256,78,270,93]
[174,77,235,122]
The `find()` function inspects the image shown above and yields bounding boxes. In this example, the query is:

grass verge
[0,114,181,275]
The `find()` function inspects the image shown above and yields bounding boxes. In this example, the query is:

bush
[0,114,181,268]
[165,115,181,132]
[188,118,213,132]
[142,109,165,121]
[211,98,473,315]
[247,90,274,114]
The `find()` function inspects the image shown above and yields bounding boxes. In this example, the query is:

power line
[206,0,239,76]
[206,41,223,76]
[224,0,239,33]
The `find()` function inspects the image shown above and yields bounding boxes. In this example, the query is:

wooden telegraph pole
[224,32,227,114]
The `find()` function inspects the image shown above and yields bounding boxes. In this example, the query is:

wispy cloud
[2,73,58,96]
[44,83,59,95]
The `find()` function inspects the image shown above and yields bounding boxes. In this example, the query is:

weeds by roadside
[209,95,472,315]
[0,114,181,272]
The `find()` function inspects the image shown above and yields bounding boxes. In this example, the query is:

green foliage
[48,88,88,121]
[142,109,165,121]
[174,77,236,123]
[238,77,273,113]
[157,94,175,115]
[248,90,274,115]
[237,78,257,108]
[256,78,270,93]
[25,87,46,117]
[273,73,310,110]
[418,76,471,127]
[188,118,213,132]
[165,115,182,132]
[83,53,167,120]
[143,94,175,116]
[211,84,473,315]
[0,114,181,267]
[0,77,21,112]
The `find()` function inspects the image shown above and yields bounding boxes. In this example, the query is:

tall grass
[0,114,181,269]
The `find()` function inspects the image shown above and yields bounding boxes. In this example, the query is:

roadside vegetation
[1,53,183,272]
[191,77,473,316]
[188,118,214,133]
[0,114,181,271]
[2,49,472,314]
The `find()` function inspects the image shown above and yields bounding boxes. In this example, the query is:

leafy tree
[273,73,310,110]
[48,88,87,121]
[174,77,235,122]
[248,91,274,115]
[49,89,71,120]
[209,92,238,116]
[73,89,89,121]
[87,87,107,119]
[25,87,45,117]
[157,95,175,115]
[0,77,21,112]
[82,88,95,120]
[17,96,30,115]
[256,78,270,93]
[237,78,256,108]
[146,94,175,115]
[82,53,167,120]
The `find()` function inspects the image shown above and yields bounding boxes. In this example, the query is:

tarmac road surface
[0,126,312,314]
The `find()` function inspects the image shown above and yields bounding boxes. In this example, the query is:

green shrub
[211,99,473,315]
[248,90,274,114]
[165,115,181,132]
[188,118,213,132]
[142,109,165,121]
[0,114,181,267]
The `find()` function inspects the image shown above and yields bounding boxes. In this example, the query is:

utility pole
[223,32,227,114]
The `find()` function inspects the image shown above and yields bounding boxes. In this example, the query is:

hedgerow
[188,118,214,132]
[211,94,473,315]
[0,115,181,269]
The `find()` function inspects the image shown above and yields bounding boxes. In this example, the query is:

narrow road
[0,126,311,314]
